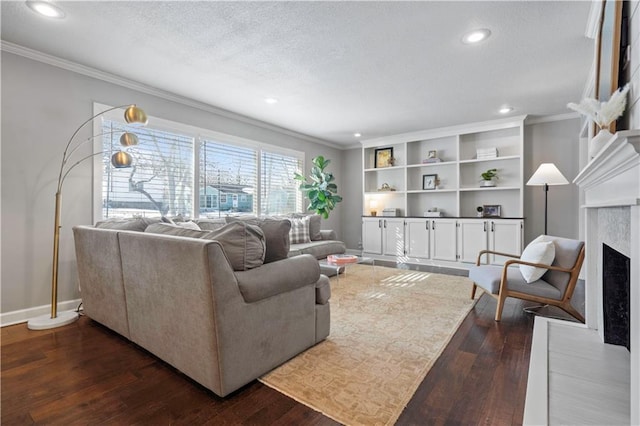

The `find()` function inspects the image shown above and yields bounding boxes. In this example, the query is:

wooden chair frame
[471,246,585,322]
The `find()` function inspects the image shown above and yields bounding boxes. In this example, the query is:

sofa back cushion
[226,216,291,263]
[145,222,265,271]
[95,217,161,232]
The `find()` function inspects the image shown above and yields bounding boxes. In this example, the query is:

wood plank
[2,293,537,424]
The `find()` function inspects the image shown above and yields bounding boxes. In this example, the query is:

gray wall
[523,118,581,243]
[339,147,363,250]
[1,51,341,315]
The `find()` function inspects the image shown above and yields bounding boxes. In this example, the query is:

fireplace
[602,243,630,350]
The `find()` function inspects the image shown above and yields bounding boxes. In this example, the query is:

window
[102,120,193,218]
[97,104,304,220]
[261,149,303,215]
[200,139,257,216]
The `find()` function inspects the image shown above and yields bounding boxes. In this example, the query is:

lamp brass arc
[119,132,139,147]
[111,151,133,168]
[124,105,148,125]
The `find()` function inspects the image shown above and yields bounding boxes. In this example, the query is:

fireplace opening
[602,244,630,350]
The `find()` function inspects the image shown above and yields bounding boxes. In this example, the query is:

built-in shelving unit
[361,116,526,218]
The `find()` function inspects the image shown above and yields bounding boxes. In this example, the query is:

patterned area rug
[259,264,479,425]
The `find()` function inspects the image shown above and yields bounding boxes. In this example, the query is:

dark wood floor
[2,294,546,425]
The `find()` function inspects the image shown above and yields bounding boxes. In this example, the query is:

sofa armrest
[319,229,337,240]
[235,254,320,303]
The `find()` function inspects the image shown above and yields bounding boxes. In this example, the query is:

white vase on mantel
[589,129,613,159]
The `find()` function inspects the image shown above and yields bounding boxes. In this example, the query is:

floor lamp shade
[27,105,147,330]
[526,163,569,235]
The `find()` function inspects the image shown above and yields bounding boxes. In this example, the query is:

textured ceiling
[1,1,594,146]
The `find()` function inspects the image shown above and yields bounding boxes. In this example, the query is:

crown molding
[0,41,344,150]
[525,112,580,125]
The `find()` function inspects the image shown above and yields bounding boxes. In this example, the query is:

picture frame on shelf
[422,174,438,190]
[427,150,437,159]
[374,147,394,168]
[482,205,501,217]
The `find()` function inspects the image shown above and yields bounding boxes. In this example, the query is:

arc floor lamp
[27,105,148,330]
[526,163,569,235]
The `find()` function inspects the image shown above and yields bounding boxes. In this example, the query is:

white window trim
[93,102,304,221]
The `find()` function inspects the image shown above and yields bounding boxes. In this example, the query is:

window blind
[260,150,303,215]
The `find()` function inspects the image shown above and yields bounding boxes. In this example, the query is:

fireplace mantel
[574,129,640,208]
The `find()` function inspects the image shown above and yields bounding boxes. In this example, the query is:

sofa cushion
[145,222,265,271]
[95,217,160,232]
[226,216,291,263]
[289,216,311,244]
[194,218,227,231]
[289,240,347,260]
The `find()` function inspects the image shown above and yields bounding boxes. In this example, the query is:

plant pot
[589,129,613,159]
[481,179,496,188]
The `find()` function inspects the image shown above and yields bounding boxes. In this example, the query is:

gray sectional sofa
[73,216,334,397]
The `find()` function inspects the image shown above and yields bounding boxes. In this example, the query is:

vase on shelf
[589,128,613,159]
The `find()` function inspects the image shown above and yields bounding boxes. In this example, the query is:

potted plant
[294,156,343,219]
[480,168,498,187]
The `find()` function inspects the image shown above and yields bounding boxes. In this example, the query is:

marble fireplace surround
[524,130,639,424]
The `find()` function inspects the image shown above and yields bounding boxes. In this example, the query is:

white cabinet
[362,217,405,256]
[457,219,488,263]
[405,218,430,259]
[488,219,523,265]
[430,218,457,262]
[382,218,405,256]
[362,217,383,254]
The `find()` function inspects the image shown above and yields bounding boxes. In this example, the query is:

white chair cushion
[519,237,555,283]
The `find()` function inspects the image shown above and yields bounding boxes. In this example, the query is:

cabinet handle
[378,219,382,228]
[384,220,387,228]
[432,221,435,230]
[484,222,487,232]
[426,221,429,230]
[491,221,495,232]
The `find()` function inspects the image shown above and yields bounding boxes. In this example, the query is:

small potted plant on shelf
[480,169,498,187]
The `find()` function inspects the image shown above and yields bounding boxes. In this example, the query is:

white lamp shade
[526,163,569,186]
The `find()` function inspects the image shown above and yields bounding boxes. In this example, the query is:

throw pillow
[519,237,555,283]
[289,216,311,244]
[226,216,291,263]
[145,222,265,271]
[292,213,322,241]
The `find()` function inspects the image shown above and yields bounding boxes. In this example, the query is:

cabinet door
[489,219,523,265]
[457,219,488,263]
[362,218,383,254]
[382,218,405,256]
[430,219,457,261]
[405,219,430,259]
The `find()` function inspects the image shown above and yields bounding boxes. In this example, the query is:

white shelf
[361,116,525,217]
[407,189,457,194]
[459,155,521,164]
[459,186,520,192]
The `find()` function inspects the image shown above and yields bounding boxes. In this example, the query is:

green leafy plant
[294,156,343,219]
[481,168,498,181]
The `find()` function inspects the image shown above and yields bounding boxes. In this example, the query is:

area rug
[259,264,479,425]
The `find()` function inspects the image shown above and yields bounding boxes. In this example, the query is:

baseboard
[1,299,82,327]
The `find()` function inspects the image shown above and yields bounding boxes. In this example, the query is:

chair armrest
[234,254,320,303]
[319,230,337,240]
[475,249,521,265]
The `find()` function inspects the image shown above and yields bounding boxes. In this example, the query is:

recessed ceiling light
[354,133,362,138]
[462,29,491,44]
[26,1,66,18]
[264,97,278,104]
[499,106,514,114]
